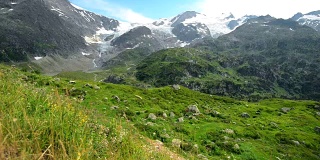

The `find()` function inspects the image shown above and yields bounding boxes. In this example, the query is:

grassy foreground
[0,64,177,159]
[0,64,319,159]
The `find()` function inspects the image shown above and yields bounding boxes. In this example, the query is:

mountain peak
[291,12,304,21]
[306,10,320,16]
[171,11,201,27]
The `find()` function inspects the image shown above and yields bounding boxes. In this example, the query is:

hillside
[1,64,319,159]
[135,16,320,101]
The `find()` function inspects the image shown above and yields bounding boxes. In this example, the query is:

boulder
[84,83,93,88]
[170,112,175,118]
[69,80,76,84]
[172,84,181,90]
[233,144,240,150]
[93,85,100,90]
[241,112,250,118]
[148,113,157,120]
[281,107,291,113]
[291,140,300,145]
[112,95,120,102]
[188,105,200,114]
[172,139,182,148]
[178,117,184,123]
[223,129,235,134]
[316,112,320,116]
[110,106,119,110]
[163,112,168,118]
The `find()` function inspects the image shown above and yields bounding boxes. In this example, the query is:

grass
[1,64,319,159]
[0,64,177,159]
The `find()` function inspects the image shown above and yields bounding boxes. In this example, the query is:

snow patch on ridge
[82,52,91,56]
[34,57,43,60]
[71,3,85,11]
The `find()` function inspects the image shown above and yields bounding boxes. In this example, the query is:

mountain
[0,0,119,73]
[135,16,320,101]
[101,11,256,69]
[0,0,257,73]
[292,10,320,32]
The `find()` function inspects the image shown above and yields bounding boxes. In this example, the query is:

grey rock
[281,107,291,113]
[233,144,240,150]
[178,117,184,123]
[292,140,300,145]
[93,85,100,90]
[241,112,250,118]
[84,83,93,88]
[148,113,157,120]
[110,106,119,110]
[170,112,175,118]
[193,144,199,150]
[316,112,320,116]
[172,139,182,148]
[314,105,320,110]
[223,129,235,134]
[112,95,120,102]
[69,80,76,84]
[172,84,181,90]
[160,133,170,139]
[145,122,155,126]
[188,105,200,114]
[163,112,168,118]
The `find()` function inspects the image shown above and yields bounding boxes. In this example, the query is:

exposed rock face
[110,26,162,52]
[0,0,119,73]
[171,11,199,27]
[172,23,211,42]
[292,10,320,32]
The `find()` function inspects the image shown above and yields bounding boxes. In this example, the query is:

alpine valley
[0,0,320,159]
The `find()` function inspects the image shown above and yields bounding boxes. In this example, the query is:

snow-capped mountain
[291,10,320,32]
[2,0,319,74]
[0,0,119,73]
[88,11,257,67]
[152,11,255,39]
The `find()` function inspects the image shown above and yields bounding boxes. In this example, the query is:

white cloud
[195,0,320,18]
[70,0,154,23]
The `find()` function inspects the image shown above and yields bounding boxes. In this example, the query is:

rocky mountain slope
[292,10,320,32]
[1,0,320,76]
[135,16,320,101]
[0,0,119,73]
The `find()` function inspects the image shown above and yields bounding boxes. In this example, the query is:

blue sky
[69,0,320,23]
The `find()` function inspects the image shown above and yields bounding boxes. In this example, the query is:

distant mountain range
[0,0,320,74]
